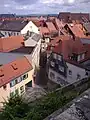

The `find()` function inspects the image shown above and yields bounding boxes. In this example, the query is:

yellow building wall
[0,69,34,108]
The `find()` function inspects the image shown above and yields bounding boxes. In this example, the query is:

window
[57,77,61,82]
[58,55,62,61]
[15,89,19,95]
[15,79,18,84]
[10,92,14,97]
[80,54,82,60]
[86,72,88,76]
[68,70,72,76]
[5,32,7,35]
[14,32,16,36]
[3,85,7,90]
[51,61,55,67]
[53,53,57,59]
[10,80,16,87]
[20,86,24,94]
[17,78,22,83]
[17,33,19,35]
[50,72,55,79]
[77,74,81,80]
[22,74,28,80]
[59,66,64,72]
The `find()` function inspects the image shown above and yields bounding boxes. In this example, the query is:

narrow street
[34,52,48,87]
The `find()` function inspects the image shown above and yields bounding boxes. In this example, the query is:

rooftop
[0,52,23,65]
[0,20,29,32]
[10,46,35,54]
[0,56,33,87]
[0,35,24,52]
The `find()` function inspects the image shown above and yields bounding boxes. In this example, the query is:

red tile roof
[0,56,33,87]
[46,22,57,32]
[54,18,65,30]
[39,27,50,35]
[32,20,41,27]
[65,24,85,38]
[0,36,24,52]
[58,12,89,23]
[53,37,86,60]
[49,35,71,46]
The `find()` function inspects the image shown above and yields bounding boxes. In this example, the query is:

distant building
[58,12,89,23]
[0,20,40,37]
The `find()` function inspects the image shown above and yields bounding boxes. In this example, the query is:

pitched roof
[39,27,50,35]
[83,22,90,33]
[46,22,57,32]
[32,20,41,27]
[0,20,29,31]
[0,52,23,65]
[58,12,89,22]
[10,46,35,54]
[54,18,65,30]
[0,56,33,87]
[53,37,86,60]
[49,35,71,46]
[0,36,24,52]
[65,24,85,38]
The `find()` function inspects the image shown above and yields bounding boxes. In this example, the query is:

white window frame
[68,70,72,76]
[59,66,64,72]
[51,61,55,67]
[50,72,55,79]
[77,74,81,80]
[58,55,62,61]
[53,53,57,59]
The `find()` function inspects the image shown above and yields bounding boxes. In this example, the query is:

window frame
[77,74,81,80]
[50,72,55,79]
[20,86,24,94]
[59,66,64,72]
[50,61,55,67]
[68,70,72,76]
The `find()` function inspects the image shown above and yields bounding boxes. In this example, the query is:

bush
[0,95,29,120]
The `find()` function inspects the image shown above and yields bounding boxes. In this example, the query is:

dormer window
[51,61,55,67]
[53,53,57,59]
[59,66,64,72]
[78,53,85,61]
[11,64,18,70]
[58,55,62,61]
[3,85,7,90]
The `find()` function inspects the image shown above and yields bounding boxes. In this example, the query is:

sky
[1,0,90,14]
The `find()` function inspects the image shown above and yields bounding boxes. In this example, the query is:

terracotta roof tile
[46,22,57,32]
[39,27,50,35]
[0,56,33,87]
[0,20,29,31]
[66,24,85,38]
[53,37,86,60]
[0,36,24,52]
[55,18,65,30]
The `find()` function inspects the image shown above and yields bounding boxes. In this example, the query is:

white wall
[21,21,39,35]
[66,62,86,83]
[48,62,87,85]
[31,39,41,68]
